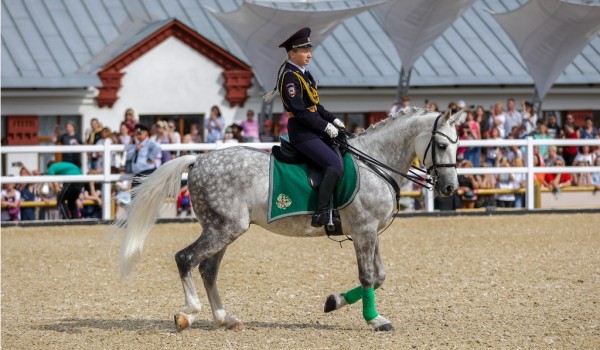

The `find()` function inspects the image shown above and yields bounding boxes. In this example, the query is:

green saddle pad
[268,152,359,223]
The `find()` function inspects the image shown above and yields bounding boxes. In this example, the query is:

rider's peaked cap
[279,27,312,51]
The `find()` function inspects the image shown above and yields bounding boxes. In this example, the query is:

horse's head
[415,110,464,197]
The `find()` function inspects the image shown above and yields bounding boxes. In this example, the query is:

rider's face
[289,48,312,67]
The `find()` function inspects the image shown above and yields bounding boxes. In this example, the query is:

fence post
[534,181,541,208]
[424,188,434,212]
[102,142,112,220]
[526,136,535,210]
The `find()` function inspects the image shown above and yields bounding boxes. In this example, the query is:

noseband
[422,114,459,185]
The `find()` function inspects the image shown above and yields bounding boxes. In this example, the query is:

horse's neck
[350,112,433,181]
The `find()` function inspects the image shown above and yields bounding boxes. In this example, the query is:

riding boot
[311,167,341,227]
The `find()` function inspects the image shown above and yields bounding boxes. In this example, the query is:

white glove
[333,118,345,129]
[324,123,339,138]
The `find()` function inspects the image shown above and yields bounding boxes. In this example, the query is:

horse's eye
[437,142,447,149]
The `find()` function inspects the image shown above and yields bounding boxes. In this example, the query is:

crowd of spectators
[2,101,599,221]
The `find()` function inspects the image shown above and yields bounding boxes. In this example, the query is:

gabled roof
[2,0,599,91]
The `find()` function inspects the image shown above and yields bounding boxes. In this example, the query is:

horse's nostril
[446,185,454,194]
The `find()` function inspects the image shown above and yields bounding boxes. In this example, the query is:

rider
[266,27,345,227]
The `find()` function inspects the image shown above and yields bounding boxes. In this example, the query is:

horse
[116,107,463,332]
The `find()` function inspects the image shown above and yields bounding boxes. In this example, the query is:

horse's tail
[116,155,198,279]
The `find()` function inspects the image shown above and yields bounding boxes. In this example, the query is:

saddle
[271,135,345,236]
[271,135,342,190]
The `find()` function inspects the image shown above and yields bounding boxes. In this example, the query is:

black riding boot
[311,167,340,227]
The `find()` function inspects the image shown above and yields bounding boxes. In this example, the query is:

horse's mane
[352,107,438,138]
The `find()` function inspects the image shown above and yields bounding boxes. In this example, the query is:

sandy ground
[2,214,599,349]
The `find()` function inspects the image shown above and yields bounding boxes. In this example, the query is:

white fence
[1,138,599,220]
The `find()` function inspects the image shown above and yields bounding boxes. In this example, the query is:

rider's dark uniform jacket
[279,61,336,144]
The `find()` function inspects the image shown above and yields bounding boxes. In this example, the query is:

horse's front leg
[325,235,392,331]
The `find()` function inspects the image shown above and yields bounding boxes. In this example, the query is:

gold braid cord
[279,71,320,107]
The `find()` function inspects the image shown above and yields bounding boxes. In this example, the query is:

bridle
[421,113,459,186]
[333,112,459,210]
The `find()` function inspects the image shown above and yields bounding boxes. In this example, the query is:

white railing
[1,138,599,219]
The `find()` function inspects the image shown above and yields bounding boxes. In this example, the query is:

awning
[493,0,600,99]
[372,0,476,73]
[207,0,385,90]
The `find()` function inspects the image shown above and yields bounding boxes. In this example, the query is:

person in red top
[544,158,572,192]
[562,124,579,166]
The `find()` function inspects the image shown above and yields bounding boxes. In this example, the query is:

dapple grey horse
[117,108,463,332]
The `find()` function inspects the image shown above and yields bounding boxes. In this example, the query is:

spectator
[119,122,132,146]
[80,169,102,219]
[578,117,598,139]
[388,95,410,115]
[457,160,479,209]
[574,145,594,167]
[113,166,131,212]
[491,103,506,138]
[260,120,276,142]
[533,152,546,186]
[463,110,481,167]
[543,158,571,192]
[240,109,259,142]
[533,122,552,159]
[126,124,161,189]
[230,123,244,143]
[474,105,490,139]
[16,163,41,221]
[86,118,103,170]
[503,143,523,164]
[182,122,204,155]
[38,179,60,220]
[590,157,600,191]
[546,115,561,139]
[123,108,138,136]
[485,127,502,166]
[562,124,579,166]
[177,185,192,217]
[53,121,83,168]
[521,101,538,136]
[562,114,578,138]
[46,160,84,219]
[545,145,565,166]
[495,158,516,208]
[110,132,126,170]
[223,126,239,144]
[95,127,112,171]
[156,120,172,165]
[1,181,21,221]
[279,112,290,137]
[167,120,182,157]
[476,163,496,207]
[205,105,225,143]
[504,98,522,138]
[511,158,526,208]
[426,101,440,112]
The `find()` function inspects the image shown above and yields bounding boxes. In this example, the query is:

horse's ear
[445,109,466,125]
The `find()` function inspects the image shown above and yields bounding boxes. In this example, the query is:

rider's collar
[287,60,306,73]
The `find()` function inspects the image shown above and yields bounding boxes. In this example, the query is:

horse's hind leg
[174,229,239,332]
[199,248,243,330]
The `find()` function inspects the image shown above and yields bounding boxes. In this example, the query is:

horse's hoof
[174,313,190,332]
[324,294,338,313]
[226,321,244,331]
[374,323,394,332]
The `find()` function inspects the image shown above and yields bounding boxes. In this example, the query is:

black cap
[134,123,149,133]
[279,27,312,52]
[524,101,533,107]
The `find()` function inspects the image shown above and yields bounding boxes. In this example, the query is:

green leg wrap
[362,287,378,321]
[342,284,380,304]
